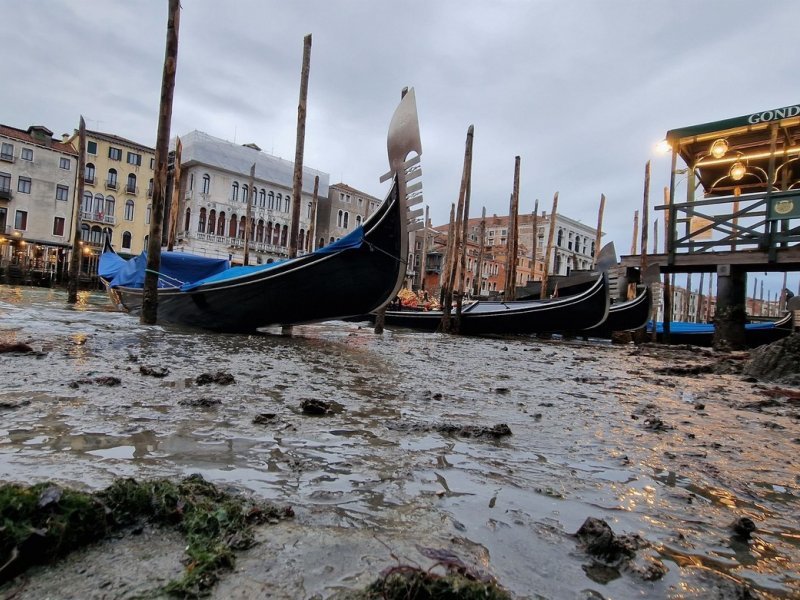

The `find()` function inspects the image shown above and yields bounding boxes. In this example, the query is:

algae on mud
[0,474,292,597]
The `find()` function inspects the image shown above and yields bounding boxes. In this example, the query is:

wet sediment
[0,286,798,598]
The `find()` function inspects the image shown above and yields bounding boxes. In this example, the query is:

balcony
[0,186,11,201]
[105,180,118,191]
[80,211,114,224]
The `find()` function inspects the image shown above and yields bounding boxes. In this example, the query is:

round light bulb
[730,161,746,181]
[710,139,729,159]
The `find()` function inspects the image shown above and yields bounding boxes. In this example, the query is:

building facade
[66,129,155,259]
[173,131,330,264]
[316,183,382,249]
[0,124,78,284]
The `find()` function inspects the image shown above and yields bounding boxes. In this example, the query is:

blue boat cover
[99,225,365,291]
[647,320,778,334]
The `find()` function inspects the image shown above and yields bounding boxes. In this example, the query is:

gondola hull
[583,286,652,338]
[648,313,794,347]
[381,273,609,335]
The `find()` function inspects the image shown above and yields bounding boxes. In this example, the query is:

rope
[144,268,184,289]
[362,240,407,265]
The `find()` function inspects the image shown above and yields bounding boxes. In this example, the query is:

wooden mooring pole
[455,125,475,332]
[593,194,605,269]
[540,192,558,299]
[243,163,255,265]
[67,117,86,304]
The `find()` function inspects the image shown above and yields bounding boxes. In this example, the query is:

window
[125,200,135,221]
[217,212,226,236]
[81,191,92,213]
[105,196,115,217]
[184,208,191,232]
[17,177,31,194]
[268,191,275,210]
[14,210,28,230]
[147,178,153,198]
[228,214,237,238]
[108,147,122,161]
[231,182,239,202]
[201,174,210,194]
[87,141,97,155]
[188,173,194,190]
[284,195,290,212]
[122,231,132,249]
[59,157,71,170]
[0,172,10,193]
[127,151,142,166]
[356,215,362,227]
[343,212,349,228]
[146,204,151,225]
[208,210,216,233]
[107,168,118,189]
[1,142,14,161]
[21,148,33,161]
[337,210,343,228]
[150,157,155,170]
[81,223,89,241]
[276,193,282,211]
[198,208,206,233]
[56,184,69,201]
[126,173,136,194]
[259,189,265,207]
[53,217,65,236]
[319,237,325,248]
[85,163,95,183]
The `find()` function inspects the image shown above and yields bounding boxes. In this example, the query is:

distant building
[65,129,155,259]
[0,123,78,284]
[172,131,329,264]
[316,183,382,248]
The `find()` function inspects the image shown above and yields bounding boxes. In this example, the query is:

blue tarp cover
[99,225,365,291]
[647,320,778,334]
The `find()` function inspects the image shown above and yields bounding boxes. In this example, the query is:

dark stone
[196,371,235,386]
[179,397,221,407]
[93,376,121,387]
[495,387,510,394]
[743,333,800,384]
[139,365,169,378]
[574,517,643,562]
[694,403,706,410]
[731,517,756,539]
[253,413,277,424]
[300,398,330,415]
[0,342,34,354]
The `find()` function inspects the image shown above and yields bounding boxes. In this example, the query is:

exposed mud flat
[0,286,798,599]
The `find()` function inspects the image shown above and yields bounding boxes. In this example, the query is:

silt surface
[0,285,798,599]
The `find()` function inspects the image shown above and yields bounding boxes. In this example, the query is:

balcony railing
[105,180,118,191]
[126,185,137,195]
[80,211,115,224]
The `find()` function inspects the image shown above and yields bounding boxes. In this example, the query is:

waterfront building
[0,123,78,284]
[172,131,329,264]
[65,129,155,260]
[316,183,381,249]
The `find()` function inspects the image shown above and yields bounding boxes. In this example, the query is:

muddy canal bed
[0,286,798,599]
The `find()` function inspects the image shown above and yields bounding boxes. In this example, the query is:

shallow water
[0,285,798,599]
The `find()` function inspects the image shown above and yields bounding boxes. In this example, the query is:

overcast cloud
[2,0,798,297]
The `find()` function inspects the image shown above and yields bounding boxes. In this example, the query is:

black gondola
[582,286,652,338]
[99,89,423,333]
[378,273,609,335]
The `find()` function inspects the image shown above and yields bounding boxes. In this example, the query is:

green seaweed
[346,569,513,600]
[0,475,292,598]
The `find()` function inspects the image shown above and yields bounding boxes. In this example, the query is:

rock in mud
[743,333,800,384]
[195,371,235,385]
[253,413,278,424]
[0,342,34,354]
[68,376,121,388]
[139,365,169,378]
[731,517,757,539]
[178,397,221,408]
[387,421,512,439]
[300,398,331,415]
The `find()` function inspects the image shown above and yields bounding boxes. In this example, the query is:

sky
[2,0,798,301]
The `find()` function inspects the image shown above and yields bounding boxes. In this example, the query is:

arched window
[107,168,117,189]
[80,223,89,241]
[126,173,136,194]
[188,173,194,190]
[330,236,335,245]
[268,191,275,210]
[184,207,191,232]
[272,222,281,245]
[85,162,95,183]
[122,231,132,250]
[238,216,246,239]
[146,203,152,224]
[256,219,264,243]
[259,189,266,207]
[241,185,248,204]
[284,195,290,212]
[343,212,349,229]
[590,241,595,257]
[147,178,154,198]
[102,227,112,245]
[356,215,362,227]
[125,199,135,221]
[229,213,238,238]
[198,207,206,233]
[202,174,210,194]
[208,210,216,234]
[104,196,115,218]
[337,210,343,228]
[298,229,305,250]
[93,193,104,215]
[280,224,288,246]
[217,212,226,236]
[266,221,273,244]
[81,191,92,213]
[231,182,239,202]
[90,225,103,244]
[276,193,282,212]
[557,229,563,247]
[319,237,325,248]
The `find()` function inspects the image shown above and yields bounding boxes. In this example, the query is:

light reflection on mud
[0,285,799,598]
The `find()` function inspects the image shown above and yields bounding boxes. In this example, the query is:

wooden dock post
[142,0,180,325]
[420,205,430,291]
[662,186,672,342]
[473,206,486,296]
[455,125,475,331]
[503,156,521,301]
[531,200,539,282]
[540,192,558,299]
[167,137,182,251]
[67,116,86,304]
[243,163,255,265]
[713,267,747,349]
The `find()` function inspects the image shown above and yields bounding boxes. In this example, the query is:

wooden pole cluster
[142,0,181,325]
[243,163,255,265]
[592,194,605,269]
[540,192,558,299]
[67,116,86,304]
[166,136,183,251]
[288,34,312,260]
[503,156,521,301]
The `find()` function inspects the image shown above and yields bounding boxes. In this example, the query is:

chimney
[62,133,69,143]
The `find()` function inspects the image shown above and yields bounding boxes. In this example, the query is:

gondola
[378,273,609,335]
[582,286,652,338]
[99,88,424,333]
[647,312,794,347]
